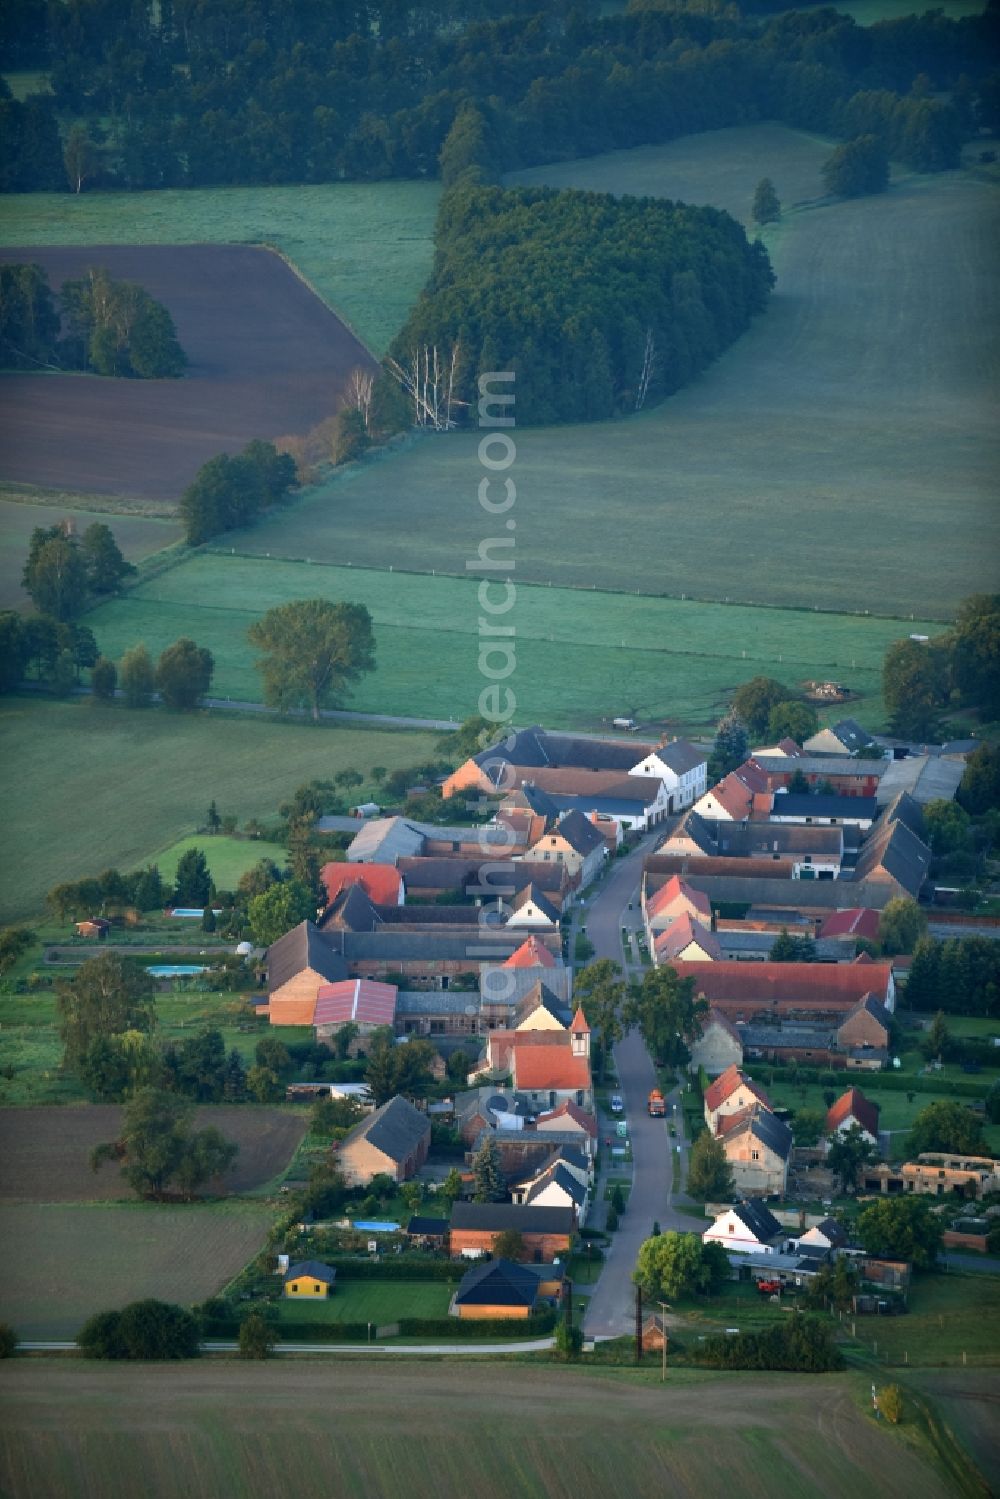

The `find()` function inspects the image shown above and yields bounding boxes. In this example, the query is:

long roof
[512,1039,591,1091]
[267,921,347,993]
[753,755,888,779]
[313,979,398,1028]
[770,793,877,821]
[668,959,892,1007]
[450,1201,575,1234]
[818,908,881,940]
[472,725,658,775]
[347,817,427,863]
[396,856,567,897]
[338,1093,430,1164]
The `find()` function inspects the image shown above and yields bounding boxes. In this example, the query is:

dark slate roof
[754,756,888,778]
[552,808,605,856]
[396,857,566,897]
[837,994,892,1034]
[747,1107,793,1161]
[547,790,653,818]
[454,1257,544,1307]
[500,784,561,818]
[284,1260,336,1284]
[395,990,481,1016]
[880,790,926,839]
[524,1162,587,1207]
[513,981,570,1029]
[337,931,534,962]
[770,794,878,821]
[738,1023,835,1051]
[450,1202,575,1234]
[267,921,346,992]
[510,885,561,924]
[340,1094,429,1164]
[853,818,930,896]
[731,1199,783,1242]
[375,904,484,927]
[653,739,706,775]
[473,726,656,776]
[319,884,383,933]
[406,1216,449,1237]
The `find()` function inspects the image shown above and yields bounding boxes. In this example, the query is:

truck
[647,1089,666,1117]
[613,717,639,731]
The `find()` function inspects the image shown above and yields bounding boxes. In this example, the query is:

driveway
[579,835,704,1339]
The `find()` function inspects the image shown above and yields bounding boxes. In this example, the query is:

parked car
[610,1094,624,1114]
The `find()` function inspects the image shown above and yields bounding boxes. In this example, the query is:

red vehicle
[647,1089,666,1117]
[756,1280,782,1296]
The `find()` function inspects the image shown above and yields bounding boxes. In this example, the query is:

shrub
[77,1309,127,1359]
[693,1314,841,1373]
[555,1321,584,1360]
[238,1307,277,1360]
[78,1300,200,1359]
[0,1323,17,1358]
[880,1384,904,1424]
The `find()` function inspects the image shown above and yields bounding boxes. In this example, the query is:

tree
[0,926,33,974]
[247,880,315,946]
[732,676,790,738]
[56,952,156,1075]
[907,1099,984,1156]
[119,644,155,708]
[364,1029,401,1108]
[173,847,212,906]
[878,897,926,956]
[472,1134,507,1203]
[923,798,972,857]
[91,1087,238,1200]
[155,638,213,711]
[91,655,117,701]
[766,701,818,745]
[239,1306,277,1360]
[555,1321,583,1360]
[826,1124,878,1193]
[223,1049,247,1101]
[81,522,134,594]
[770,928,817,962]
[63,123,98,193]
[633,1231,730,1301]
[951,594,1000,721]
[77,1309,127,1359]
[249,599,376,722]
[709,709,750,780]
[574,958,627,1083]
[882,638,949,740]
[333,405,370,464]
[628,966,707,1067]
[751,177,781,225]
[440,1166,464,1205]
[79,1029,161,1101]
[22,532,89,620]
[958,744,1000,816]
[822,134,889,197]
[791,1109,825,1147]
[171,1124,239,1196]
[246,1064,281,1103]
[493,1228,525,1261]
[0,611,29,693]
[856,1195,943,1269]
[118,1300,201,1359]
[439,103,497,187]
[0,1322,17,1358]
[686,1132,734,1200]
[919,1010,952,1064]
[880,1384,904,1425]
[255,1038,291,1075]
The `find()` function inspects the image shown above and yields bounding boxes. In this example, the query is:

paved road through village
[581,836,704,1339]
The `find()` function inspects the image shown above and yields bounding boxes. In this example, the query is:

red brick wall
[449,1228,571,1262]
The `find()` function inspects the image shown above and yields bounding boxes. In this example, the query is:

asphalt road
[580,835,703,1340]
[17,1339,556,1356]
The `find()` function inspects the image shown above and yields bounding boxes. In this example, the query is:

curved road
[581,836,703,1339]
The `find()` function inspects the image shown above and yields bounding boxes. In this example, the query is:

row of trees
[179,440,296,545]
[905,935,1000,1018]
[573,958,708,1083]
[0,262,185,377]
[391,181,774,426]
[882,594,1000,739]
[2,4,992,193]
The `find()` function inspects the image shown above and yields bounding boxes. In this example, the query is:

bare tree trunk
[636,328,657,412]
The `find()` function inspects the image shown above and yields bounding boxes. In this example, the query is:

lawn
[0,1201,272,1340]
[0,1363,963,1499]
[0,496,182,609]
[236,130,998,620]
[761,1073,997,1159]
[0,180,440,355]
[154,835,289,891]
[83,550,939,731]
[277,1280,453,1325]
[844,1273,1000,1371]
[0,698,436,923]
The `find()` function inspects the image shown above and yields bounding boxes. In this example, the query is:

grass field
[910,1369,1000,1494]
[83,550,939,729]
[0,699,435,923]
[0,1201,272,1339]
[833,0,985,21]
[0,497,181,609]
[154,835,289,890]
[243,127,997,620]
[0,180,439,355]
[0,1106,306,1203]
[845,1274,1000,1371]
[0,1363,967,1498]
[278,1281,453,1324]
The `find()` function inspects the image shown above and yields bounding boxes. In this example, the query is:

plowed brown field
[0,244,377,500]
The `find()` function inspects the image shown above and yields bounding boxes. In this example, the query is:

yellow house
[283,1259,336,1298]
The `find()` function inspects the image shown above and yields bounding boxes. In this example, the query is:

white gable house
[629,739,707,813]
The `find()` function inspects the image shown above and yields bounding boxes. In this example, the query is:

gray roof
[375,904,484,927]
[469,1126,590,1155]
[397,856,567,898]
[267,921,346,993]
[879,790,926,838]
[450,1201,574,1234]
[753,756,888,779]
[654,739,706,775]
[716,931,843,961]
[745,1107,793,1161]
[770,793,877,821]
[853,818,930,897]
[500,785,561,818]
[285,1260,336,1284]
[473,725,657,777]
[480,964,572,1006]
[333,930,540,963]
[645,867,899,912]
[524,1161,587,1207]
[837,994,892,1034]
[552,808,605,856]
[395,990,481,1016]
[340,1093,430,1164]
[730,1198,784,1242]
[738,1023,835,1051]
[319,884,383,933]
[546,790,654,819]
[347,817,427,863]
[454,1257,545,1307]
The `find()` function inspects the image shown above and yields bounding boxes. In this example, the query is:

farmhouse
[312,979,398,1051]
[803,720,874,756]
[653,914,722,964]
[796,1218,849,1253]
[717,1105,792,1197]
[451,1258,560,1319]
[768,792,877,830]
[825,1087,880,1144]
[507,885,561,929]
[818,908,882,946]
[643,874,713,939]
[688,1009,743,1076]
[334,1094,431,1185]
[703,1064,773,1133]
[693,761,772,822]
[666,959,895,1022]
[449,1202,574,1262]
[284,1261,336,1298]
[511,1159,589,1224]
[527,809,607,888]
[851,817,931,901]
[266,921,348,1025]
[836,995,893,1055]
[320,862,404,907]
[661,811,845,879]
[703,1200,786,1255]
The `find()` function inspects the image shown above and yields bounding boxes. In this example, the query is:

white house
[703,1200,787,1255]
[703,1064,774,1134]
[628,739,707,812]
[511,1160,589,1225]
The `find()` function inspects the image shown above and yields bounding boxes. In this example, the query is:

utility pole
[635,1283,643,1365]
[659,1303,670,1381]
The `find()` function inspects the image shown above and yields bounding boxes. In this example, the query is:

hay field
[0,699,436,923]
[0,181,439,355]
[0,1364,964,1499]
[83,551,938,729]
[249,131,998,620]
[0,1202,271,1340]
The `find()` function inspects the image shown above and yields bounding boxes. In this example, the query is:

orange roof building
[504,936,557,969]
[825,1087,880,1141]
[320,862,404,908]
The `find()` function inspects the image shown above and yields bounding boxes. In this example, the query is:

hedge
[318,1257,457,1281]
[757,1065,988,1098]
[396,1310,556,1338]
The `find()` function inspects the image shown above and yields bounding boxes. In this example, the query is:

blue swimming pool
[148,964,209,978]
[352,1220,401,1233]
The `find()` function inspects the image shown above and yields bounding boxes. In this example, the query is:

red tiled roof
[313,979,398,1028]
[703,1064,771,1115]
[536,1100,598,1137]
[646,875,712,924]
[570,1006,590,1034]
[825,1087,879,1138]
[818,908,881,941]
[653,913,722,961]
[668,960,892,1008]
[320,862,403,907]
[716,1104,753,1138]
[511,1041,591,1091]
[504,936,557,969]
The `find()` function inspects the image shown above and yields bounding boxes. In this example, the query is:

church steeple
[570,1005,590,1058]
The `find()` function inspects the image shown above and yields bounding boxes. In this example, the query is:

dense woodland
[391,182,774,424]
[1,1,997,192]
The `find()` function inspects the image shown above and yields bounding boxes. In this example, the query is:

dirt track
[0,1104,305,1200]
[0,244,378,500]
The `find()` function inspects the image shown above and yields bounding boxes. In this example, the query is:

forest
[1,0,996,193]
[390,182,774,425]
